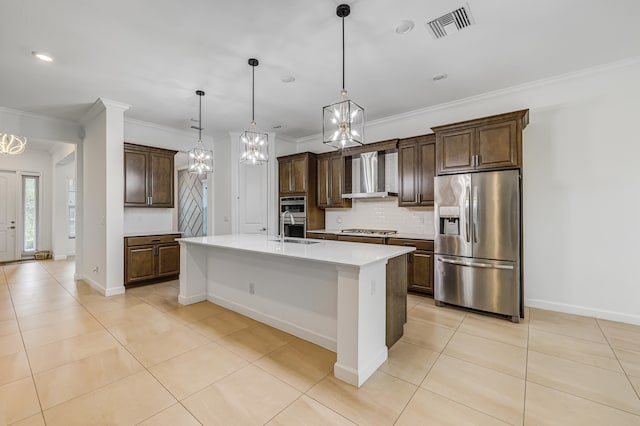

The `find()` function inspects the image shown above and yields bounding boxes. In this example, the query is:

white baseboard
[105,286,125,297]
[334,347,387,387]
[525,298,640,326]
[208,294,337,352]
[76,274,106,295]
[178,293,207,305]
[53,254,67,261]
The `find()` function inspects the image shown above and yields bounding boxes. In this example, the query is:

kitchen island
[178,234,414,387]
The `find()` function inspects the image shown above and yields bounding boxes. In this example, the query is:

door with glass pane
[0,172,17,262]
[22,176,39,254]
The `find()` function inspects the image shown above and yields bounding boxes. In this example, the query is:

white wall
[51,149,76,259]
[0,149,53,256]
[295,57,640,325]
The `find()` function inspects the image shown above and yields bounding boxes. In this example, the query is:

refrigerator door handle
[438,257,514,270]
[472,185,479,243]
[465,186,471,242]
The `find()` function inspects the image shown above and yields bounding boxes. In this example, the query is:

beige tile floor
[1,259,640,425]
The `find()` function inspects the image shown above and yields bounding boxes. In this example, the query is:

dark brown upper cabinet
[278,153,309,194]
[317,152,352,209]
[398,134,435,207]
[124,143,177,208]
[432,110,529,175]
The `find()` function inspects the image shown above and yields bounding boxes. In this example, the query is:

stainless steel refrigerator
[434,169,522,322]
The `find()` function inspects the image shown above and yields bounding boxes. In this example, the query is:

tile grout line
[3,261,48,424]
[595,318,640,402]
[392,302,467,425]
[522,308,530,426]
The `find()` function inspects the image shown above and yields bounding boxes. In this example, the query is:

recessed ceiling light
[432,73,448,81]
[281,76,296,83]
[395,20,415,35]
[32,51,54,62]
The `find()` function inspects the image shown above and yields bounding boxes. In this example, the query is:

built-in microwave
[279,196,306,215]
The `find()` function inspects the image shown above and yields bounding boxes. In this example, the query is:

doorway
[0,171,17,262]
[178,169,208,237]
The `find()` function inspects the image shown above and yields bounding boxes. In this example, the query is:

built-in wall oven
[279,196,306,238]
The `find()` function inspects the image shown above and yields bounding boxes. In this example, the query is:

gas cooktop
[341,229,398,235]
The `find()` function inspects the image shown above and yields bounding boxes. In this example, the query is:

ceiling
[1,0,640,142]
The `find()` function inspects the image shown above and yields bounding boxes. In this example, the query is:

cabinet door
[124,150,148,206]
[397,143,418,206]
[475,120,519,170]
[126,245,155,284]
[436,129,475,175]
[157,243,180,277]
[336,235,385,244]
[278,159,292,193]
[329,155,346,206]
[417,140,435,206]
[149,152,174,207]
[317,156,330,207]
[291,156,307,193]
[409,250,434,295]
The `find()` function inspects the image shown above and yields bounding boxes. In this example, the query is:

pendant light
[0,133,27,155]
[240,58,268,165]
[322,3,364,150]
[188,90,213,175]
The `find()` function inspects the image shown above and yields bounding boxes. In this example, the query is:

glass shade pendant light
[323,3,364,150]
[0,133,27,155]
[240,58,268,165]
[188,90,213,175]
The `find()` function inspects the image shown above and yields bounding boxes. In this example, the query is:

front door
[0,171,17,262]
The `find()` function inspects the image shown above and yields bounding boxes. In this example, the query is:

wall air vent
[426,5,475,39]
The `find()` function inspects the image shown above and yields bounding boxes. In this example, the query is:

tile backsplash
[325,198,435,234]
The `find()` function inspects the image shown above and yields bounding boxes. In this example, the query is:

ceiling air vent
[426,5,475,39]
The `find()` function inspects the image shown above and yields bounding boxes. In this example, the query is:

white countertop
[308,229,435,240]
[178,234,415,267]
[124,231,183,238]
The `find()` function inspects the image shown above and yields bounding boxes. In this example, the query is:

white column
[178,242,208,305]
[334,260,389,387]
[79,98,130,296]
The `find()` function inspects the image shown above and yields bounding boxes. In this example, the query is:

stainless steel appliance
[341,229,398,236]
[279,196,306,238]
[434,170,521,322]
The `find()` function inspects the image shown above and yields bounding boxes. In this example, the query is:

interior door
[471,170,520,261]
[0,171,17,262]
[238,163,268,234]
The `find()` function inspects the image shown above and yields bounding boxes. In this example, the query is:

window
[23,175,39,252]
[68,178,76,238]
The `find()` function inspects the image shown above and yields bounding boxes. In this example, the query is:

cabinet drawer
[306,233,338,240]
[387,238,433,251]
[336,235,386,244]
[126,234,180,247]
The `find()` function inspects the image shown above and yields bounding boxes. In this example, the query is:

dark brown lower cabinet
[306,232,338,240]
[387,238,434,296]
[125,234,180,287]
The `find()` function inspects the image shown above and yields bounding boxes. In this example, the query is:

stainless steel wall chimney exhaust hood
[342,151,398,199]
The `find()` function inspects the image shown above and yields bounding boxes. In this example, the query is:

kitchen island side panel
[205,246,339,350]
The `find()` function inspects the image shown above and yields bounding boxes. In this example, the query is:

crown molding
[80,98,131,124]
[0,106,80,127]
[295,55,640,144]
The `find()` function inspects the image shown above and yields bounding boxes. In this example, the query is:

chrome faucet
[280,210,295,243]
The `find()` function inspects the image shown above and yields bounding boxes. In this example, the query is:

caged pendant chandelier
[240,58,268,165]
[188,90,214,175]
[323,3,364,150]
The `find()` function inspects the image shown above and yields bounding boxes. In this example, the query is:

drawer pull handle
[152,239,161,242]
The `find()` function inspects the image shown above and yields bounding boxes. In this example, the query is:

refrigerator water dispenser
[438,206,460,236]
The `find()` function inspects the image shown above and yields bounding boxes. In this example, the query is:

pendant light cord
[252,65,255,123]
[342,15,345,91]
[198,94,202,141]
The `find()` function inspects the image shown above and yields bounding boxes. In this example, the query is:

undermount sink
[270,238,320,245]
